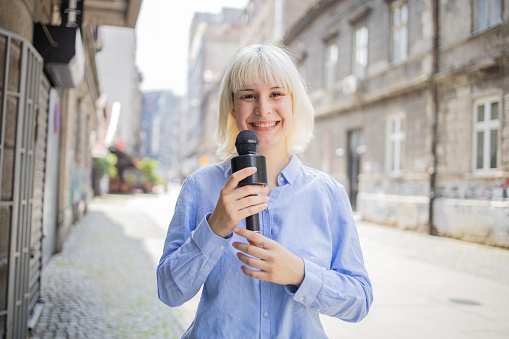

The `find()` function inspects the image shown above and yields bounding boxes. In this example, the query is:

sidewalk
[29,194,186,339]
[324,216,509,338]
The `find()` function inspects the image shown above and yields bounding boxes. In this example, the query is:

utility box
[33,23,85,88]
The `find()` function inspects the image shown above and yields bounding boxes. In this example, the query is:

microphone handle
[246,213,260,232]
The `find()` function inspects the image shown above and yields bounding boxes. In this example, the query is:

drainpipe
[429,0,439,235]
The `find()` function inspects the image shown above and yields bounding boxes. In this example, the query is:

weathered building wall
[241,0,318,46]
[185,8,243,173]
[285,0,509,247]
[1,0,142,336]
[433,3,509,246]
[95,26,142,156]
[286,0,433,231]
[358,90,430,232]
[0,1,53,336]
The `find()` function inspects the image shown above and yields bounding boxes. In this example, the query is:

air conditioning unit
[33,23,85,88]
[342,75,358,95]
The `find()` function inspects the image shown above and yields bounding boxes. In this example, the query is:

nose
[255,97,271,116]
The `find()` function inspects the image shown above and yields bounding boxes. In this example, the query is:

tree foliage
[139,157,160,186]
[94,153,118,178]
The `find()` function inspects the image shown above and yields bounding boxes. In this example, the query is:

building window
[473,98,499,171]
[391,2,408,63]
[323,43,338,90]
[387,114,405,175]
[353,26,368,78]
[474,0,502,31]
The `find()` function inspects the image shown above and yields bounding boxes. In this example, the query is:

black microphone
[231,130,268,232]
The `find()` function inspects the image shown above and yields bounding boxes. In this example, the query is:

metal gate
[42,87,59,266]
[0,28,43,339]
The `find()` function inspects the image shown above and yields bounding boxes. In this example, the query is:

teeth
[252,122,277,128]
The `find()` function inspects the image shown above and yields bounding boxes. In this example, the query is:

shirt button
[205,266,211,271]
[279,177,284,182]
[298,296,304,302]
[219,245,225,251]
[263,312,269,318]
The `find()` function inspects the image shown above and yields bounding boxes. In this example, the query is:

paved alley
[29,191,185,339]
[29,186,509,338]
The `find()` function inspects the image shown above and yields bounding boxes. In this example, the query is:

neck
[259,145,290,192]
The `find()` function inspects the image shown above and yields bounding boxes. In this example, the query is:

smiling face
[232,78,293,156]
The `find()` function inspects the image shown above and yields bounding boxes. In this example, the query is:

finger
[237,184,269,197]
[236,202,268,220]
[240,265,270,281]
[237,252,270,271]
[233,194,269,211]
[230,185,269,203]
[247,239,262,248]
[233,241,268,259]
[234,228,275,249]
[225,167,257,190]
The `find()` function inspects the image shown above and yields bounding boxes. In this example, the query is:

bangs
[229,49,293,94]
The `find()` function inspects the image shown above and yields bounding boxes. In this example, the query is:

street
[30,186,509,338]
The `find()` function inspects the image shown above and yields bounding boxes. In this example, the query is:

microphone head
[235,130,259,155]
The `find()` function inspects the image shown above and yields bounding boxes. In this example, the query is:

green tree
[94,153,118,178]
[139,158,160,186]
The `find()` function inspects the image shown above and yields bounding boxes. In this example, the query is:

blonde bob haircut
[216,43,315,160]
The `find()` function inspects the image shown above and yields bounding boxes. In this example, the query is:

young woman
[157,44,373,338]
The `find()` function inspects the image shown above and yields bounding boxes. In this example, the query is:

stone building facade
[433,0,509,246]
[241,0,318,46]
[140,90,182,180]
[184,8,244,173]
[284,0,508,246]
[0,0,142,337]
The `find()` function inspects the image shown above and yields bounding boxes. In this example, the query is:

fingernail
[234,228,240,233]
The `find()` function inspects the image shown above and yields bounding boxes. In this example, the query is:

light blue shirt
[157,155,373,338]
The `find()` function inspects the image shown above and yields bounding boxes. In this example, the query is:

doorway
[347,129,363,211]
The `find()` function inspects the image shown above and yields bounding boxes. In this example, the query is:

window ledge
[466,170,507,179]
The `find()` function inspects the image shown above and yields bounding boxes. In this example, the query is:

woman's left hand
[232,228,305,287]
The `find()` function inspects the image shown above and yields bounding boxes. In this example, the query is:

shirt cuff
[285,257,323,307]
[190,213,232,257]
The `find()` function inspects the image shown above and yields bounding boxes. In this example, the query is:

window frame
[390,1,408,63]
[386,113,406,176]
[323,41,339,91]
[353,26,368,78]
[472,96,500,173]
[473,0,502,32]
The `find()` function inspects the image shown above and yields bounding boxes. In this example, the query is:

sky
[135,0,249,96]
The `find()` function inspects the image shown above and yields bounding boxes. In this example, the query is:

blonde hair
[216,43,315,160]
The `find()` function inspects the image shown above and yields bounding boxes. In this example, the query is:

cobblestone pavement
[29,193,186,339]
[29,187,509,338]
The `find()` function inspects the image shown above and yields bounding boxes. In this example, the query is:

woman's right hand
[208,167,269,238]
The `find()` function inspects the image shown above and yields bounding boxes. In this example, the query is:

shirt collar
[223,154,302,185]
[281,154,301,185]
